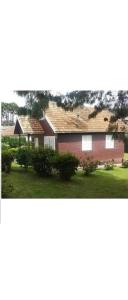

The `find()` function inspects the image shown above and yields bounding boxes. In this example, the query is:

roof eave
[55,130,125,134]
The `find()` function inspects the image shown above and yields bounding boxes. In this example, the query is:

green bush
[54,153,79,180]
[16,147,32,169]
[32,148,56,177]
[122,159,128,168]
[2,136,27,148]
[2,173,14,198]
[104,160,115,170]
[2,143,10,150]
[8,148,18,159]
[2,150,14,173]
[80,156,98,176]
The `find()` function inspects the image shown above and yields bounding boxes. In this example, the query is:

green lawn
[4,162,128,198]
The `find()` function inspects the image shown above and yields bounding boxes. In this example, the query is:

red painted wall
[57,133,124,163]
[41,119,124,162]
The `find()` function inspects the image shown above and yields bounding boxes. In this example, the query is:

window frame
[105,134,114,149]
[44,136,55,150]
[82,134,92,151]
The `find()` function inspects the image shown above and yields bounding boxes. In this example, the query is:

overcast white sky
[0,91,26,106]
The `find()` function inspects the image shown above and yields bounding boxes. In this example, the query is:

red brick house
[14,102,126,163]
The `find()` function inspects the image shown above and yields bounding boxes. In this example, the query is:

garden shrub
[2,143,10,150]
[122,159,128,168]
[16,147,32,169]
[32,147,56,177]
[54,153,79,180]
[8,148,18,159]
[2,150,14,173]
[2,136,27,148]
[80,156,98,176]
[2,173,14,198]
[104,160,115,170]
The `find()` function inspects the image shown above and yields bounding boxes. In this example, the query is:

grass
[3,161,128,198]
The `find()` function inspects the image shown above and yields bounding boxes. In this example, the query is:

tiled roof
[45,102,126,133]
[16,116,44,134]
[2,126,15,136]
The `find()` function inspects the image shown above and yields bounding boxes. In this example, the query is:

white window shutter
[82,135,92,151]
[44,136,55,150]
[34,137,39,148]
[106,135,114,149]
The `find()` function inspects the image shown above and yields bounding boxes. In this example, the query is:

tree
[15,90,128,122]
[1,102,19,125]
[16,91,53,119]
[17,106,31,116]
[63,90,128,122]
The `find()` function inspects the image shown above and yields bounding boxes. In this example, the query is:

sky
[0,91,26,106]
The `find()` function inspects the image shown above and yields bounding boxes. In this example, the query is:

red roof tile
[15,116,44,134]
[2,126,15,136]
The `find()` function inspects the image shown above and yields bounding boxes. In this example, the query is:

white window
[34,137,39,148]
[44,136,55,150]
[82,135,92,151]
[105,134,114,149]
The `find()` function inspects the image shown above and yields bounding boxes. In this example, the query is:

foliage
[122,159,128,168]
[16,90,128,122]
[53,153,79,180]
[104,160,115,170]
[2,143,10,150]
[1,102,19,125]
[16,147,32,169]
[32,147,56,176]
[17,106,31,116]
[2,173,14,198]
[2,136,27,148]
[2,102,18,115]
[56,90,128,121]
[80,156,98,176]
[16,91,52,119]
[2,150,14,173]
[8,148,18,159]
